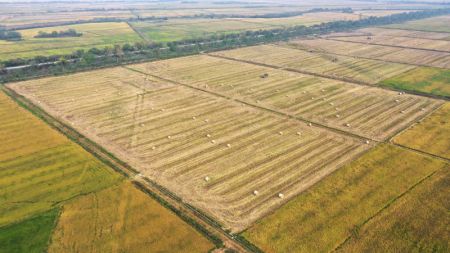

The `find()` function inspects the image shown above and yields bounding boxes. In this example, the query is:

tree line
[0,26,21,41]
[1,8,449,83]
[34,29,82,38]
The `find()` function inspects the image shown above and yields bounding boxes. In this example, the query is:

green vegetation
[0,209,59,253]
[243,144,448,253]
[338,168,449,253]
[380,67,450,98]
[0,91,122,226]
[34,29,82,38]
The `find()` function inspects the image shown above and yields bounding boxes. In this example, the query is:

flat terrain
[0,91,121,226]
[289,38,450,69]
[337,167,449,253]
[394,103,450,159]
[381,67,450,97]
[212,44,415,84]
[131,54,441,140]
[48,182,213,253]
[385,15,450,33]
[326,27,450,52]
[0,22,143,60]
[243,144,449,253]
[0,209,58,253]
[9,66,369,231]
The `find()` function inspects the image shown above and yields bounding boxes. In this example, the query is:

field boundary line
[324,37,450,53]
[123,66,374,142]
[391,143,450,163]
[126,21,149,43]
[332,166,447,252]
[0,85,259,253]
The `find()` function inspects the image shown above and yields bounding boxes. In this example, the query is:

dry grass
[243,144,449,253]
[9,66,369,231]
[48,182,214,253]
[337,167,449,253]
[385,15,450,33]
[131,54,441,141]
[394,103,450,159]
[289,38,450,69]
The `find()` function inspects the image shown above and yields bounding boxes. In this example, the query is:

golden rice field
[289,38,450,69]
[394,103,450,159]
[337,167,449,253]
[212,44,415,84]
[9,67,370,231]
[385,14,450,33]
[243,144,449,253]
[0,90,122,227]
[130,54,442,141]
[48,182,214,253]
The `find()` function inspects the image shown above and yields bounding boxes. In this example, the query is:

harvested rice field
[337,167,450,253]
[212,44,415,84]
[243,144,449,253]
[380,67,450,98]
[0,91,122,227]
[9,67,370,231]
[385,15,450,33]
[327,28,450,52]
[289,38,450,69]
[48,182,214,253]
[130,54,442,141]
[394,103,450,159]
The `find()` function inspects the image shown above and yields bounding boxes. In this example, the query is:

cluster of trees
[2,8,449,82]
[34,29,82,38]
[0,26,22,41]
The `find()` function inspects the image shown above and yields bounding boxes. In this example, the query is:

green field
[338,168,449,253]
[0,90,122,226]
[380,67,450,98]
[243,144,448,253]
[0,209,58,253]
[0,22,143,60]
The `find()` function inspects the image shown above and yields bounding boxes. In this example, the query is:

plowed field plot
[9,67,369,231]
[289,38,450,69]
[211,44,415,84]
[129,55,442,141]
[0,91,121,227]
[327,28,450,52]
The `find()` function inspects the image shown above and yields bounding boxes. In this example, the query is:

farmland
[394,103,450,159]
[327,27,450,52]
[243,144,449,253]
[48,182,214,253]
[0,90,122,226]
[130,54,441,140]
[337,167,449,253]
[381,67,450,97]
[9,66,370,231]
[0,22,143,60]
[211,44,415,84]
[385,14,450,33]
[289,38,450,68]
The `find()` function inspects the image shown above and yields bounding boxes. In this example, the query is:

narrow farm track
[1,86,257,253]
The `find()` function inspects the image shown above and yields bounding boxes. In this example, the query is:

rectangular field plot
[327,28,450,52]
[352,27,450,40]
[211,44,415,84]
[0,91,121,226]
[243,144,449,253]
[130,55,442,141]
[9,68,369,231]
[384,15,450,33]
[394,103,450,159]
[289,38,450,69]
[48,182,214,253]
